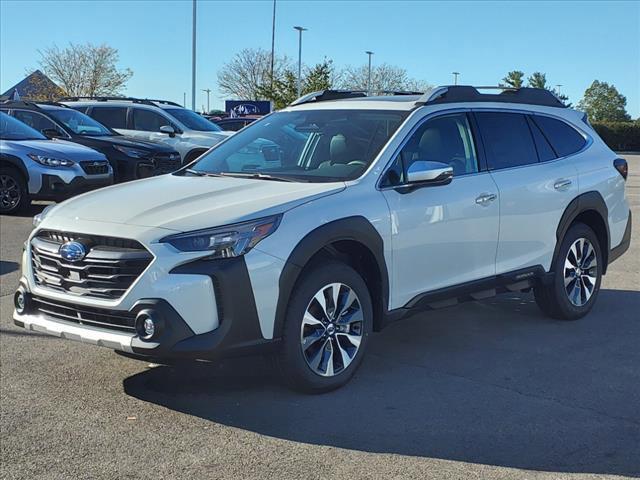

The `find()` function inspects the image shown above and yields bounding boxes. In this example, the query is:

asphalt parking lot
[1,156,638,480]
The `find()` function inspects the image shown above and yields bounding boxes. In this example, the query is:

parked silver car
[0,112,113,214]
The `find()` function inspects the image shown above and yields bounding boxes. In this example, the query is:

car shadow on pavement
[123,289,640,477]
[0,260,19,275]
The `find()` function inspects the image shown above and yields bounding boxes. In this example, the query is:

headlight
[161,215,281,256]
[28,154,74,167]
[33,204,56,227]
[114,145,149,158]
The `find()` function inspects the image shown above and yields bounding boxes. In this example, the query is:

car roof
[61,99,180,111]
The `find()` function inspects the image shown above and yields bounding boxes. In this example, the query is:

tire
[277,261,373,393]
[534,223,603,320]
[0,167,28,215]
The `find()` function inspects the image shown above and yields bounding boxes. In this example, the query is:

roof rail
[290,90,367,106]
[59,96,183,107]
[415,85,566,108]
[0,99,70,109]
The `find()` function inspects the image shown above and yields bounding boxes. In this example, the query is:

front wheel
[277,262,373,393]
[534,223,603,320]
[0,167,28,215]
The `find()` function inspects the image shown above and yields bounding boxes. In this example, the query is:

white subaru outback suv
[61,97,233,164]
[14,87,632,393]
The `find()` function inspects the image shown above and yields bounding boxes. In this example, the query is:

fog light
[14,289,29,315]
[143,318,155,337]
[136,310,160,340]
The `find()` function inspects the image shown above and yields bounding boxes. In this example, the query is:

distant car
[1,101,181,182]
[211,116,258,132]
[0,112,112,214]
[61,97,234,164]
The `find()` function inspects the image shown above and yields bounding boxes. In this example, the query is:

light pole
[183,92,186,108]
[191,0,197,111]
[294,26,307,97]
[202,88,211,113]
[556,84,563,95]
[365,51,374,95]
[451,71,460,85]
[270,0,276,88]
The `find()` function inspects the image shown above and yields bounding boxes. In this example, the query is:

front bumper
[33,173,113,200]
[13,254,277,361]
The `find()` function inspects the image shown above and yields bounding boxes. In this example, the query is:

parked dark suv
[1,101,181,182]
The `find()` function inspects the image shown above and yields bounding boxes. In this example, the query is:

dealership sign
[225,100,272,117]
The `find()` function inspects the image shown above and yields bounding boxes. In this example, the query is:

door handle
[554,179,572,190]
[475,193,497,205]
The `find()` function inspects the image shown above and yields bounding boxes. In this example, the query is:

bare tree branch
[38,43,132,97]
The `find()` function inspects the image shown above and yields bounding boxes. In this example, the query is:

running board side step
[403,266,545,311]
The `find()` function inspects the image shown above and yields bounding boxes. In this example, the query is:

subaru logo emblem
[59,241,86,262]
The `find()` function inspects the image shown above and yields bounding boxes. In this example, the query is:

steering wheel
[449,157,467,175]
[347,160,367,167]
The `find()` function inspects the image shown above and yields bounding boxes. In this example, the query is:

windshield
[165,108,223,132]
[0,112,47,140]
[47,108,113,136]
[189,110,408,182]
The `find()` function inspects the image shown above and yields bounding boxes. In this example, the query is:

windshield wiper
[218,172,297,182]
[184,169,224,177]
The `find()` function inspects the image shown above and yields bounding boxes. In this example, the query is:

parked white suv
[62,97,232,164]
[14,87,632,392]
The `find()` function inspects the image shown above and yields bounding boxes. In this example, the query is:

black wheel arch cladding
[1,153,29,182]
[273,216,390,338]
[554,191,611,273]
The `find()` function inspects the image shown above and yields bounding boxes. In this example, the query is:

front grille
[80,161,110,175]
[31,295,136,333]
[153,153,181,173]
[31,230,153,300]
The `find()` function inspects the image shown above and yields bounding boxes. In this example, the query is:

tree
[338,63,429,93]
[578,80,631,122]
[255,60,336,110]
[38,43,132,97]
[528,72,547,89]
[501,70,525,88]
[217,48,291,100]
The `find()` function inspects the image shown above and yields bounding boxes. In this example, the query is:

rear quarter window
[531,115,587,157]
[90,107,128,129]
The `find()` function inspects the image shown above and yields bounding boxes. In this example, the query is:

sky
[1,0,638,117]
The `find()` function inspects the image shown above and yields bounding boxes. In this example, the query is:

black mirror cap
[614,158,628,180]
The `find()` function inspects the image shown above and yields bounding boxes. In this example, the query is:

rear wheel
[534,223,602,320]
[277,261,372,393]
[0,167,28,215]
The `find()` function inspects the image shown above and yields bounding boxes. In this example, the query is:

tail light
[614,158,628,180]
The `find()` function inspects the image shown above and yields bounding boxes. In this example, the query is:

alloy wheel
[564,237,598,307]
[0,174,21,211]
[300,282,364,377]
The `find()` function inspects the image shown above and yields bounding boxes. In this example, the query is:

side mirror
[159,125,176,137]
[42,128,62,139]
[406,161,453,186]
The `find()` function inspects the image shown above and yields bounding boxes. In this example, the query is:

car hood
[2,139,106,161]
[82,134,176,152]
[48,174,345,232]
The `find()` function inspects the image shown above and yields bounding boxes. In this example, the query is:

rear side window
[475,112,538,170]
[91,107,127,129]
[132,108,171,132]
[531,115,586,157]
[527,116,557,162]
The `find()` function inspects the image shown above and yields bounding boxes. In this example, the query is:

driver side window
[383,113,478,187]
